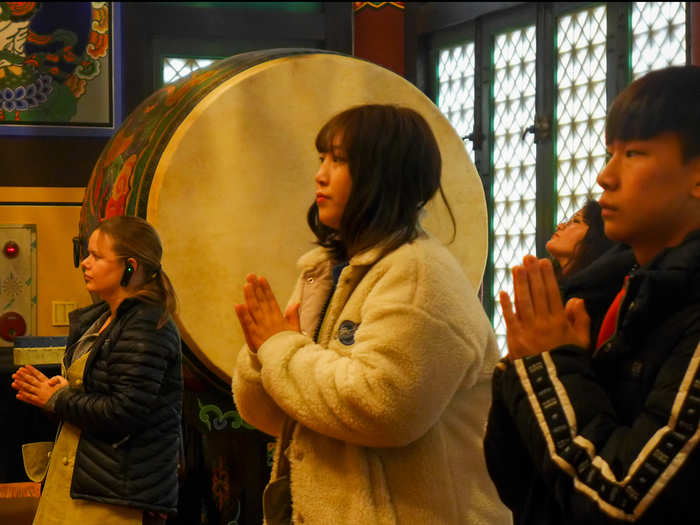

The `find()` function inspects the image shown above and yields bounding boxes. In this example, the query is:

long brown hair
[96,216,177,328]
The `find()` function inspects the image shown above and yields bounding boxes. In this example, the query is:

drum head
[144,52,486,381]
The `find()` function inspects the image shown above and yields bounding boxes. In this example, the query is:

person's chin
[602,222,626,243]
[545,239,560,255]
[318,215,340,230]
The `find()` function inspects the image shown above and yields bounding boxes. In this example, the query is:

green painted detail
[3,298,14,310]
[25,277,32,286]
[12,82,77,122]
[197,398,255,431]
[0,49,24,65]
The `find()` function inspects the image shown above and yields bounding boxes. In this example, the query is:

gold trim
[353,2,405,13]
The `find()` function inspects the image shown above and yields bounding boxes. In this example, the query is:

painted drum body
[80,49,487,382]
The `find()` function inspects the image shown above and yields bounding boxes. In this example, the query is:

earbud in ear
[121,263,134,287]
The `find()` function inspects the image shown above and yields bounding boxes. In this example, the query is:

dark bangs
[606,66,700,161]
[315,111,352,154]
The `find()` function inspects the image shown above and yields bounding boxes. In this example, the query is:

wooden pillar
[353,2,405,76]
[692,2,700,65]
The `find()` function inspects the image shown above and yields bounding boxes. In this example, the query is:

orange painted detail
[27,30,52,45]
[103,133,135,168]
[7,2,37,17]
[87,31,109,59]
[63,46,78,63]
[353,2,404,12]
[23,56,39,67]
[65,74,87,98]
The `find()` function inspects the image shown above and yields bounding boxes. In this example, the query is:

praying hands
[499,255,591,359]
[234,273,301,353]
[11,364,68,410]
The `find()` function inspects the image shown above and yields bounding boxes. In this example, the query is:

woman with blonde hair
[12,215,182,525]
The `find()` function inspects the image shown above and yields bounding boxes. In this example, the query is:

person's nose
[315,158,329,186]
[80,256,90,271]
[597,154,618,191]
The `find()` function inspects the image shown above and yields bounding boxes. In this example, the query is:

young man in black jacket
[484,65,700,524]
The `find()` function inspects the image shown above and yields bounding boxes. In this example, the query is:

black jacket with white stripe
[484,230,700,524]
[54,298,182,515]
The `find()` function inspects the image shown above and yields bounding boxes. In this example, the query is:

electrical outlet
[52,301,77,326]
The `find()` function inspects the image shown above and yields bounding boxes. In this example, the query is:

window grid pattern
[492,26,537,353]
[555,5,607,223]
[437,43,476,139]
[163,57,216,84]
[631,2,686,80]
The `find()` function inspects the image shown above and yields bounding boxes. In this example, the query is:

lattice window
[631,2,686,80]
[437,43,475,139]
[492,26,537,353]
[555,5,607,223]
[162,57,216,84]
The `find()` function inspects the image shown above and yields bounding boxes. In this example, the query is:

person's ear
[125,257,139,273]
[120,258,139,287]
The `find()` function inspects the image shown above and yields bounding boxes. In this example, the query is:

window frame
[422,1,689,326]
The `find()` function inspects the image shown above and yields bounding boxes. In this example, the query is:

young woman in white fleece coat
[232,105,510,525]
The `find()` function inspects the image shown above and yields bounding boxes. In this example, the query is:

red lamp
[3,241,19,258]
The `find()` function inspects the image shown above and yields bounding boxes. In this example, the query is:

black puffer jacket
[53,298,182,514]
[484,231,700,524]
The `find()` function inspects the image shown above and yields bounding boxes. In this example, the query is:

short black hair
[308,104,454,260]
[606,65,700,162]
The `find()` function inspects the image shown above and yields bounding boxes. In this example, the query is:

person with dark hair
[233,105,509,524]
[12,216,182,525]
[547,200,614,280]
[484,65,700,525]
[547,200,616,343]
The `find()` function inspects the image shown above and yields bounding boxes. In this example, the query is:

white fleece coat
[233,236,511,525]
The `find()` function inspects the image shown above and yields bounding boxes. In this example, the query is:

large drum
[79,49,488,524]
[80,48,487,383]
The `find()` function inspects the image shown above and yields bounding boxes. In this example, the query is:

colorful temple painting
[0,1,112,126]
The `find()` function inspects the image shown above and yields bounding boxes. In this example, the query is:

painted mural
[0,1,111,125]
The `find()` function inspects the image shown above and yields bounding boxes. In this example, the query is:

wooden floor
[0,482,40,525]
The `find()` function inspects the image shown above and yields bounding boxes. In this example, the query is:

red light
[3,241,19,258]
